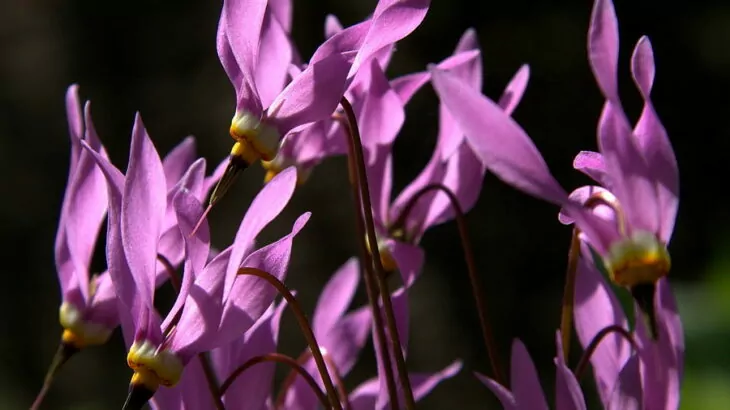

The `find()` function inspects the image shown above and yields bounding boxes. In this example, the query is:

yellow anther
[230,140,262,165]
[604,231,670,288]
[261,156,311,185]
[365,234,398,272]
[58,302,112,349]
[130,367,161,392]
[230,111,280,161]
[127,340,184,387]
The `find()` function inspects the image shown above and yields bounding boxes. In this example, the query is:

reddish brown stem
[573,324,637,379]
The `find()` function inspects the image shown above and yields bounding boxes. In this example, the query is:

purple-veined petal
[267,52,350,136]
[256,10,293,107]
[63,146,108,304]
[498,64,530,116]
[431,67,569,205]
[121,114,167,319]
[606,355,642,410]
[162,136,197,188]
[597,101,660,234]
[630,36,679,242]
[588,0,620,103]
[350,0,431,76]
[388,241,425,288]
[510,339,549,410]
[217,213,309,348]
[475,372,517,410]
[554,331,587,410]
[224,166,297,302]
[573,151,609,186]
[160,189,211,333]
[310,19,372,66]
[573,247,631,404]
[358,60,405,148]
[312,258,360,335]
[168,248,230,359]
[224,0,266,81]
[216,8,242,96]
[214,299,288,410]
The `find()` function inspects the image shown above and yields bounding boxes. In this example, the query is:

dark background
[1,0,727,408]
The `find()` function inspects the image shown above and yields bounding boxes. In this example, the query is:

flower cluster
[34,0,683,409]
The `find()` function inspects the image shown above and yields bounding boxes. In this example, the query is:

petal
[554,332,587,410]
[497,64,530,116]
[162,136,197,188]
[606,355,642,410]
[475,372,517,410]
[255,10,293,107]
[573,248,631,404]
[409,360,462,402]
[217,213,309,348]
[224,0,266,80]
[558,185,617,228]
[324,14,343,39]
[358,60,405,148]
[365,144,394,229]
[267,52,350,136]
[573,151,608,186]
[597,101,660,234]
[224,166,297,302]
[350,377,379,410]
[588,0,620,103]
[388,241,425,288]
[350,0,431,76]
[312,258,361,335]
[630,37,679,242]
[121,114,167,317]
[430,67,569,205]
[510,339,549,410]
[269,0,293,33]
[161,189,211,333]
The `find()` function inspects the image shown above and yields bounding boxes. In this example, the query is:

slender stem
[220,353,330,409]
[340,97,416,409]
[393,183,506,385]
[560,228,582,360]
[573,324,637,379]
[274,350,353,410]
[338,117,399,407]
[30,343,77,410]
[157,255,224,410]
[275,351,310,408]
[237,267,342,410]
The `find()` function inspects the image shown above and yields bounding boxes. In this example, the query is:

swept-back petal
[121,114,167,316]
[389,241,425,287]
[606,355,642,410]
[224,167,297,302]
[431,67,569,205]
[409,360,462,402]
[554,332,587,410]
[588,0,621,103]
[630,37,679,242]
[312,258,361,335]
[162,136,197,188]
[497,64,530,116]
[256,10,293,107]
[224,0,267,80]
[217,213,309,348]
[475,372,517,410]
[358,60,405,148]
[510,339,549,410]
[573,151,608,186]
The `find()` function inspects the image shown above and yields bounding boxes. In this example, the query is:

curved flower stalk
[280,258,372,409]
[362,30,529,286]
[350,288,462,409]
[210,298,288,410]
[212,0,431,202]
[477,333,588,410]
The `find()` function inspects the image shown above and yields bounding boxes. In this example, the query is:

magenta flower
[56,88,223,350]
[281,258,372,409]
[477,333,587,410]
[85,115,308,404]
[216,0,431,179]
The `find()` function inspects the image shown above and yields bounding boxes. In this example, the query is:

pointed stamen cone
[208,154,249,208]
[30,341,79,410]
[122,371,159,410]
[631,282,659,340]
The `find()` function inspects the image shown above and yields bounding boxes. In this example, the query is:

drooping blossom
[477,332,587,410]
[84,116,308,405]
[56,87,224,351]
[362,30,529,286]
[281,258,372,409]
[213,0,431,197]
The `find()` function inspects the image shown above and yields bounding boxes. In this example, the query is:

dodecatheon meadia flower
[350,288,462,409]
[477,333,588,410]
[212,0,431,203]
[573,245,681,409]
[281,258,372,410]
[55,88,223,353]
[362,30,529,286]
[211,298,288,409]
